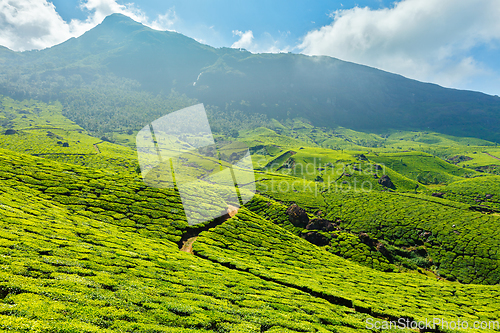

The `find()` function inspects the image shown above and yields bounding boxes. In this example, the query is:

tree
[229,129,239,138]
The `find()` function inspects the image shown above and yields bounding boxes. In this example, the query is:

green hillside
[369,151,479,184]
[3,94,500,328]
[0,95,137,172]
[0,151,367,332]
[436,176,500,211]
[195,209,500,325]
[2,147,500,332]
[4,12,500,333]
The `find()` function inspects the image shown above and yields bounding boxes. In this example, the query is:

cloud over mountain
[0,0,176,51]
[299,0,500,94]
[231,30,254,50]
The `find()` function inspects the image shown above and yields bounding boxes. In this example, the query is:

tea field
[3,96,500,332]
[0,96,138,172]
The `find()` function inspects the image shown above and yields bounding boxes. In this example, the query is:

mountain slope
[0,151,367,332]
[2,148,500,332]
[2,14,500,142]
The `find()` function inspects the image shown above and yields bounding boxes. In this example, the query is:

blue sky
[1,0,499,96]
[49,0,389,50]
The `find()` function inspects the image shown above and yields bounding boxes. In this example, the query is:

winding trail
[179,205,239,254]
[483,152,500,161]
[180,236,198,254]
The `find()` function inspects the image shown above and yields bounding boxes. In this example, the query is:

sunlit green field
[3,95,500,332]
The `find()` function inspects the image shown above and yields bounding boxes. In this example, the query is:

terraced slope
[0,96,137,172]
[0,192,366,332]
[1,149,375,332]
[4,91,500,332]
[436,176,500,211]
[3,148,500,332]
[246,195,400,272]
[369,152,479,184]
[322,190,500,284]
[194,209,500,330]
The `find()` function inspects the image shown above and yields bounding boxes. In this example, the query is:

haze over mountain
[2,13,500,141]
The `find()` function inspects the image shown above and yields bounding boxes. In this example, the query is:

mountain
[5,15,500,331]
[2,13,500,141]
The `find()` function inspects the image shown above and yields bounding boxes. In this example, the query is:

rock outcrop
[378,175,394,189]
[305,219,336,232]
[301,232,330,246]
[286,204,309,227]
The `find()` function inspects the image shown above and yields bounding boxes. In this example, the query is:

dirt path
[483,152,500,161]
[93,144,100,154]
[226,204,239,218]
[179,205,239,254]
[180,236,198,254]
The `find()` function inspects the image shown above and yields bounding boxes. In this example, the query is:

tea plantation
[0,149,374,332]
[0,96,138,172]
[194,209,500,328]
[3,96,500,332]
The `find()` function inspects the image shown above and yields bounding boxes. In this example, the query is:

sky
[0,0,499,96]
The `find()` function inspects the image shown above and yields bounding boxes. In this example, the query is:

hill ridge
[2,14,500,141]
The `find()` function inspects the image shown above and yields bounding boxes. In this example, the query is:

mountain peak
[98,13,145,31]
[101,13,140,24]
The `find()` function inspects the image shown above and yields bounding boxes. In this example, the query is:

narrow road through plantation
[484,152,500,161]
[179,205,239,254]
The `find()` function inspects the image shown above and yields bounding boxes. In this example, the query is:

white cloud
[262,31,292,54]
[299,0,500,92]
[80,0,147,24]
[231,30,254,50]
[0,0,178,51]
[0,0,72,51]
[231,29,291,54]
[150,7,177,31]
